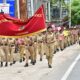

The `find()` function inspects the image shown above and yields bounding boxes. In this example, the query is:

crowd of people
[0,26,80,68]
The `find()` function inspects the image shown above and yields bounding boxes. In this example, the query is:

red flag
[0,5,46,38]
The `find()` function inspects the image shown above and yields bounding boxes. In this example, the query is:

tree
[71,0,80,25]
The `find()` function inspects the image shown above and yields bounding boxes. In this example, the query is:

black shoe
[1,62,3,67]
[34,60,36,63]
[56,49,59,51]
[10,63,13,66]
[5,62,8,67]
[29,56,31,59]
[24,63,28,67]
[20,59,22,63]
[30,60,33,64]
[32,62,35,65]
[40,58,42,61]
[48,65,52,68]
[13,61,16,64]
[23,57,25,61]
[61,49,63,51]
[54,51,56,54]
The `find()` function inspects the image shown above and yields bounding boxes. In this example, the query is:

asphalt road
[0,44,80,80]
[40,44,80,80]
[67,57,80,80]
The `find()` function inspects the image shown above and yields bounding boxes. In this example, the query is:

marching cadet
[8,38,15,66]
[0,38,4,67]
[42,31,47,55]
[45,26,55,68]
[58,30,65,51]
[71,29,75,45]
[28,35,37,65]
[63,27,69,48]
[54,32,60,53]
[2,38,9,67]
[37,33,44,61]
[67,29,72,46]
[17,38,25,62]
[24,37,30,67]
[78,29,80,45]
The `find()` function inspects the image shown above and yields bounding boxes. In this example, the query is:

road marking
[61,54,80,80]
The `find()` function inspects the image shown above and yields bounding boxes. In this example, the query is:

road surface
[0,44,80,80]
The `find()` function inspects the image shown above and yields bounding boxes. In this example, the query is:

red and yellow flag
[0,5,46,38]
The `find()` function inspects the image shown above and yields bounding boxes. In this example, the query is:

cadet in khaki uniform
[24,37,30,67]
[0,38,4,67]
[45,27,55,68]
[2,38,9,67]
[42,31,47,55]
[63,28,69,48]
[33,35,38,63]
[8,38,15,66]
[18,38,25,62]
[71,29,75,45]
[58,30,65,51]
[67,29,72,46]
[54,32,59,53]
[28,35,37,65]
[37,33,44,61]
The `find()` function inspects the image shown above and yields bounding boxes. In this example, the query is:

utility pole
[15,0,20,18]
[19,0,28,20]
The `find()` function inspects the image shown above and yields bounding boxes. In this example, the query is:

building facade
[0,0,51,22]
[27,0,51,22]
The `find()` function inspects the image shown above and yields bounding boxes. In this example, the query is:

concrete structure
[15,0,27,20]
[1,0,51,22]
[27,0,51,22]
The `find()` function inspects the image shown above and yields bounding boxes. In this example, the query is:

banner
[0,3,9,14]
[0,5,46,38]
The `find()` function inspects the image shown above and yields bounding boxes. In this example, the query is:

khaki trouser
[59,40,64,50]
[33,42,38,61]
[45,43,54,65]
[19,45,25,60]
[71,35,75,44]
[67,36,71,46]
[2,46,10,63]
[64,37,68,47]
[0,46,4,62]
[24,46,30,64]
[28,45,35,62]
[54,40,59,51]
[38,42,44,60]
[9,46,15,63]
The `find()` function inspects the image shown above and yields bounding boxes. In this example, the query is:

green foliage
[71,0,80,25]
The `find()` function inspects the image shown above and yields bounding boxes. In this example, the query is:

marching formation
[0,26,80,68]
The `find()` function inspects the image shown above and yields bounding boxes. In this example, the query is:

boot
[13,61,16,64]
[23,57,25,61]
[10,63,13,66]
[48,65,52,68]
[5,62,8,67]
[32,61,35,65]
[61,49,63,51]
[19,59,22,63]
[24,63,28,67]
[34,60,36,63]
[40,58,42,61]
[1,62,3,67]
